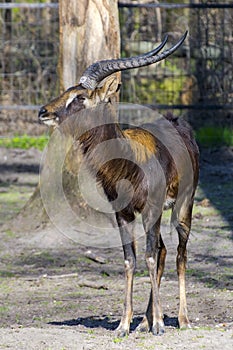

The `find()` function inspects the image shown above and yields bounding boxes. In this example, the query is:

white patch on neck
[43,119,57,127]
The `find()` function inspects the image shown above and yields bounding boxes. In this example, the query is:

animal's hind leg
[136,235,166,333]
[175,200,194,329]
[136,214,165,335]
[115,213,136,337]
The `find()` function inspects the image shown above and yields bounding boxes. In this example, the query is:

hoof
[178,316,191,330]
[116,330,128,338]
[116,326,129,338]
[135,317,150,333]
[152,322,165,336]
[136,323,149,333]
[179,322,191,330]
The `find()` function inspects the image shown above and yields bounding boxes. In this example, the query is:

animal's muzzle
[38,107,48,120]
[38,107,52,124]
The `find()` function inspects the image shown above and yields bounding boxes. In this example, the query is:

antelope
[38,31,199,337]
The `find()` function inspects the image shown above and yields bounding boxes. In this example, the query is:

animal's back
[128,113,200,212]
[140,112,199,181]
[164,112,199,186]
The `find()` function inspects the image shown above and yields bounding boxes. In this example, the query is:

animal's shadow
[49,314,178,332]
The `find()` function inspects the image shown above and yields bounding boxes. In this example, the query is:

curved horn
[139,34,168,58]
[79,31,188,90]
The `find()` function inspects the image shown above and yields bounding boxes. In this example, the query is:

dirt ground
[0,145,232,350]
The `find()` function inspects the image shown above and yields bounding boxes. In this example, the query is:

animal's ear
[96,74,121,101]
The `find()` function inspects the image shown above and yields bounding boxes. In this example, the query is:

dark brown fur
[38,77,199,337]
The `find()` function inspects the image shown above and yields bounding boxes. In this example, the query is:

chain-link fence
[0,2,59,110]
[0,1,232,134]
[119,2,233,110]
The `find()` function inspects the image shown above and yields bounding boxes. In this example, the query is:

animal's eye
[72,95,85,103]
[66,94,85,108]
[77,96,85,101]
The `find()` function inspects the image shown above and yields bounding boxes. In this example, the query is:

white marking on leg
[125,260,130,268]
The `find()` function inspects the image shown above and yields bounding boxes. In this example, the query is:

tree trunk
[13,0,120,234]
[58,0,120,90]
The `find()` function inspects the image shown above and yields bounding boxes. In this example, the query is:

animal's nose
[38,107,48,119]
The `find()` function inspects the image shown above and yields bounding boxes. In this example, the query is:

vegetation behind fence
[0,1,59,109]
[0,1,232,134]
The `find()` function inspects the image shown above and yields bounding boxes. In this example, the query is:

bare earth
[0,146,232,350]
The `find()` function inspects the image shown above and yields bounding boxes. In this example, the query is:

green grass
[113,337,124,343]
[1,127,232,151]
[195,126,233,147]
[0,134,49,151]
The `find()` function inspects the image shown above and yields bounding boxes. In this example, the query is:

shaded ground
[0,146,233,350]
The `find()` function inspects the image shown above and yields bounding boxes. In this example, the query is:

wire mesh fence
[0,1,59,110]
[0,1,232,134]
[119,1,233,112]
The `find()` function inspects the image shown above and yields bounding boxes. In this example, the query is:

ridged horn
[79,31,188,90]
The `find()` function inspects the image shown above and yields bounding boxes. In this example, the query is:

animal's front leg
[115,213,136,337]
[146,256,164,335]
